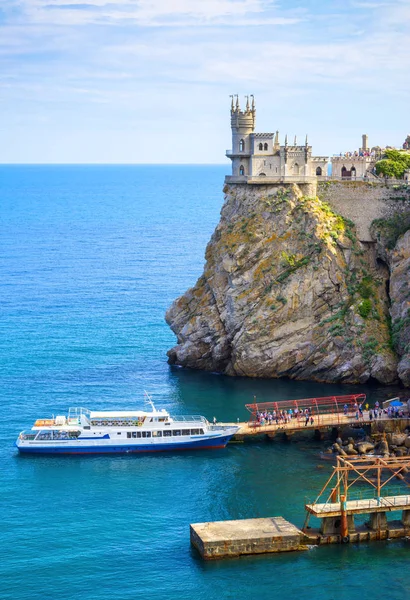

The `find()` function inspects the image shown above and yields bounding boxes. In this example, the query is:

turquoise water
[1,165,409,600]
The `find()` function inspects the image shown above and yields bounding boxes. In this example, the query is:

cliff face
[391,231,410,385]
[371,217,410,387]
[166,183,400,385]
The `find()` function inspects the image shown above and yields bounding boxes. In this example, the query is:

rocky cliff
[166,183,410,385]
[371,216,410,387]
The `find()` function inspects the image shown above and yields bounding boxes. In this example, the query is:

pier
[190,517,306,560]
[230,394,410,441]
[191,456,410,559]
[303,455,410,544]
[192,396,410,560]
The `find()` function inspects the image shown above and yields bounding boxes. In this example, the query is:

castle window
[293,163,299,174]
[239,165,245,176]
[264,143,268,151]
[316,166,322,176]
[258,143,263,151]
[351,166,356,178]
[239,139,244,152]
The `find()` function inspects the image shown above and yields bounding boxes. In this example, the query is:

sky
[1,0,409,163]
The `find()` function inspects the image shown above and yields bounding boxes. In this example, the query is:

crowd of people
[345,400,406,421]
[337,150,377,158]
[255,407,315,427]
[253,401,407,428]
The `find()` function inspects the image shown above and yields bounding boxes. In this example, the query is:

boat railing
[170,415,207,424]
[68,407,91,421]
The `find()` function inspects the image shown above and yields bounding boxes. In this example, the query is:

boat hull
[16,433,235,455]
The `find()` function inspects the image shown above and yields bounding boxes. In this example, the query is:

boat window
[127,432,132,438]
[182,429,190,436]
[199,429,204,435]
[152,431,162,437]
[190,429,199,435]
[173,430,181,436]
[21,432,37,440]
[117,432,121,435]
[52,431,69,440]
[142,431,151,438]
[37,431,53,440]
[158,417,166,422]
[163,430,172,437]
[137,432,142,438]
[132,432,137,438]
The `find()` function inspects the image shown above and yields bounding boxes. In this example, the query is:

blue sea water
[1,165,409,600]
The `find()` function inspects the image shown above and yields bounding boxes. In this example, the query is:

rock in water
[388,433,407,447]
[166,184,398,384]
[357,442,375,454]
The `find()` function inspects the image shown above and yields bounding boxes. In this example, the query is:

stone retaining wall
[318,181,410,242]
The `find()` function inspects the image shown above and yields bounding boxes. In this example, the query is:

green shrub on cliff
[372,212,410,249]
[358,299,372,318]
[375,149,410,179]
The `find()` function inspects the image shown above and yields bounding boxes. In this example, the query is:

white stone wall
[331,156,375,179]
[251,155,281,176]
[232,132,252,155]
[232,156,250,176]
[251,133,274,154]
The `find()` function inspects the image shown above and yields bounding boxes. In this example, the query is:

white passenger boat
[16,397,239,455]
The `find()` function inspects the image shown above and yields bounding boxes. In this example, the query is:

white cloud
[7,0,300,26]
[1,0,410,162]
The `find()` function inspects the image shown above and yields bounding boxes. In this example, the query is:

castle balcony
[225,175,318,185]
[225,175,249,183]
[226,150,251,158]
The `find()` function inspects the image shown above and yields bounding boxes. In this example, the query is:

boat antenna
[144,390,156,412]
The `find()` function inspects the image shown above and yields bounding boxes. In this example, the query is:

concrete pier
[190,517,307,560]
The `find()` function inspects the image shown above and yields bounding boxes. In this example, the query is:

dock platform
[306,494,410,518]
[190,517,307,560]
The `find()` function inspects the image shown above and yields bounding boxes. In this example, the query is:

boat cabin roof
[89,409,169,418]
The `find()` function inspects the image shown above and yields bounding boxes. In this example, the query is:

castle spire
[294,135,297,146]
[230,95,234,113]
[235,94,240,111]
[305,134,308,147]
[285,134,288,147]
[245,95,250,112]
[274,131,279,148]
[251,94,255,112]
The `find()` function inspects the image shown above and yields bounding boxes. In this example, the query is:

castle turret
[361,134,369,153]
[227,95,256,178]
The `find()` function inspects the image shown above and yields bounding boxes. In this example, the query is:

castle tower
[361,134,369,153]
[226,95,256,178]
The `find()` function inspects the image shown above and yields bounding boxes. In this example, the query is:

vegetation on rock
[375,149,410,179]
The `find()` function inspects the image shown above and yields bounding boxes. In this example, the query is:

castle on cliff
[225,96,387,184]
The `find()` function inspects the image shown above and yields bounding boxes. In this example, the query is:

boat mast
[144,390,156,412]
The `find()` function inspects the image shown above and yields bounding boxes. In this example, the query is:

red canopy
[246,394,366,419]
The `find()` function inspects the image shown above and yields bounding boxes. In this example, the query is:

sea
[1,164,409,600]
